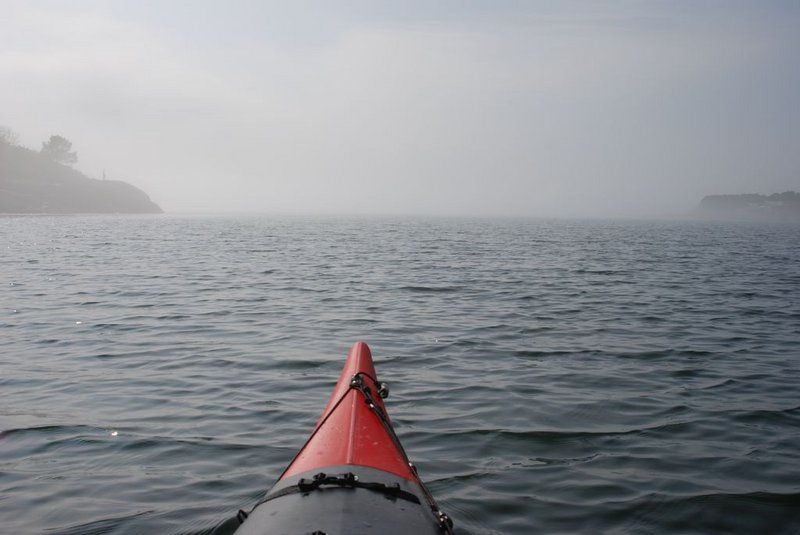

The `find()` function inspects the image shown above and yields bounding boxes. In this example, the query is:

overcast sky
[2,1,798,217]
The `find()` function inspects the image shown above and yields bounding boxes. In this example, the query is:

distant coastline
[0,142,162,214]
[694,191,800,222]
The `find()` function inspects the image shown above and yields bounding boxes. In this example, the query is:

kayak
[234,341,454,534]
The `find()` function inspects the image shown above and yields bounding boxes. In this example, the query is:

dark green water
[2,215,799,534]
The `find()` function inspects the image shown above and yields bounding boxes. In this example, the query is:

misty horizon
[2,1,798,218]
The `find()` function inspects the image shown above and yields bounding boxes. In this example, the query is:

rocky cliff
[0,143,162,214]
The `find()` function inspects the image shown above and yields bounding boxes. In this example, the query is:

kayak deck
[280,341,415,481]
[236,465,445,535]
[235,342,453,535]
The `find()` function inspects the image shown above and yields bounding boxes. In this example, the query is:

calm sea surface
[1,215,799,534]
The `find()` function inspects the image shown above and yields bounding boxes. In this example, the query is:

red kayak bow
[280,341,415,480]
[235,342,453,535]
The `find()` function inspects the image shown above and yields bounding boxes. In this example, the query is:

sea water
[1,215,799,534]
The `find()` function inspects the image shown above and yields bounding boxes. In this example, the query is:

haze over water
[2,215,799,534]
[2,1,799,217]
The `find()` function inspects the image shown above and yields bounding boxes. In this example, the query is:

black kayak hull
[235,465,446,535]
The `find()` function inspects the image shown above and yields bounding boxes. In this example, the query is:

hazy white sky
[2,1,798,217]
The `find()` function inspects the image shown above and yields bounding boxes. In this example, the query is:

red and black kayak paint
[235,342,453,535]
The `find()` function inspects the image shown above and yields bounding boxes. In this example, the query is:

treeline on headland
[696,191,800,222]
[0,126,162,214]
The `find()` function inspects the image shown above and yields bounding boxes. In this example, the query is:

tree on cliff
[41,135,78,166]
[0,126,20,146]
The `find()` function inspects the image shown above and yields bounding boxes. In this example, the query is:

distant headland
[694,191,800,222]
[0,130,162,214]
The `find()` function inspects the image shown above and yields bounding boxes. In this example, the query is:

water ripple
[2,216,799,534]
